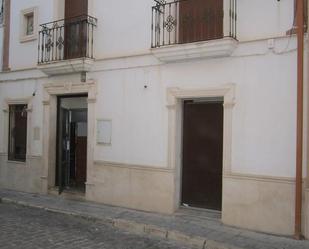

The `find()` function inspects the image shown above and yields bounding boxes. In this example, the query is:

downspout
[295,0,304,240]
[2,0,11,71]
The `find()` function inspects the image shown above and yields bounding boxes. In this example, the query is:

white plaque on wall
[97,120,112,145]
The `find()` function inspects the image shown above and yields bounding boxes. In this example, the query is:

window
[8,104,28,162]
[20,7,37,42]
[25,12,34,35]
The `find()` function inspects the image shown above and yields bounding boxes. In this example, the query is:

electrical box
[97,120,112,145]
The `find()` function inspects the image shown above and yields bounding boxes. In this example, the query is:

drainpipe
[295,0,304,240]
[2,0,11,71]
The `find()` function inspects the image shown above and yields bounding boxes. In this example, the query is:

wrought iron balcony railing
[151,0,237,48]
[38,15,97,64]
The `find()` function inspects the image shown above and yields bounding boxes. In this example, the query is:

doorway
[56,95,88,194]
[181,99,224,211]
[64,0,88,59]
[179,0,223,44]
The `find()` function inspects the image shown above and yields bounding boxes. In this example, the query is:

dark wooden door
[69,122,76,184]
[75,136,87,186]
[65,0,88,19]
[179,0,223,44]
[58,107,70,194]
[64,0,88,59]
[182,100,223,210]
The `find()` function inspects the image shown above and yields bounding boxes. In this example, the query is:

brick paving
[0,202,193,249]
[1,189,309,249]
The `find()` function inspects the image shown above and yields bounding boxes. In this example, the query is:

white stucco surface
[0,0,308,236]
[0,0,305,176]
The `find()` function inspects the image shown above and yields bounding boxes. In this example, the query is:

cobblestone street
[0,202,193,249]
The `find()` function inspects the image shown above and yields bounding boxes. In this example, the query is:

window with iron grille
[8,104,28,162]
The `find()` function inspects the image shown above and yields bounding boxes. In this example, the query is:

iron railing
[38,15,97,64]
[151,0,237,48]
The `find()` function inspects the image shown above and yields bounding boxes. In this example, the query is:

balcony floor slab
[37,58,94,76]
[151,37,238,63]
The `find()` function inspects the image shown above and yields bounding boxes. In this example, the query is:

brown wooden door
[64,0,88,59]
[57,107,70,194]
[179,0,223,44]
[65,0,88,19]
[75,136,87,186]
[182,100,223,211]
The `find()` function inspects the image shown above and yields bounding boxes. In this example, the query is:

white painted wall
[9,0,54,70]
[0,79,44,156]
[5,0,296,69]
[237,0,294,41]
[0,45,301,176]
[92,0,294,58]
[0,0,307,236]
[92,65,167,167]
[90,37,300,177]
[0,0,304,176]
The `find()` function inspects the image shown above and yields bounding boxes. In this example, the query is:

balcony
[151,0,238,62]
[37,15,97,76]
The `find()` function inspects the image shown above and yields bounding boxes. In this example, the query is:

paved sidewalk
[0,189,308,249]
[0,202,192,249]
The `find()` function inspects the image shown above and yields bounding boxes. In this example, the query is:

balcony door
[64,0,88,59]
[179,0,223,44]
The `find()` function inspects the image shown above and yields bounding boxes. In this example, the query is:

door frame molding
[166,84,236,211]
[41,80,96,195]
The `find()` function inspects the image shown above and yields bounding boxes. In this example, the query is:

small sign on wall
[97,119,112,145]
[33,127,40,141]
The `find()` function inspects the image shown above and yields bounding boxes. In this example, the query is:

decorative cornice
[5,97,32,105]
[223,172,304,185]
[94,160,174,173]
[151,37,238,62]
[44,80,96,94]
[26,155,42,160]
[37,58,94,76]
[167,84,236,106]
[3,97,33,111]
[43,81,97,104]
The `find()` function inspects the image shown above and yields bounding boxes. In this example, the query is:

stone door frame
[166,84,236,211]
[41,80,97,195]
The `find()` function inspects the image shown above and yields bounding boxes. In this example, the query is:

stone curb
[0,197,244,249]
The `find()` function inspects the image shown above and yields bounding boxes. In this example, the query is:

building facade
[0,0,309,239]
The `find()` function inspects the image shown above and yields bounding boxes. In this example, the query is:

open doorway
[181,98,224,211]
[56,95,88,194]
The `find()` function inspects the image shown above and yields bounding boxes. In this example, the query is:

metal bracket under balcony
[37,15,97,76]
